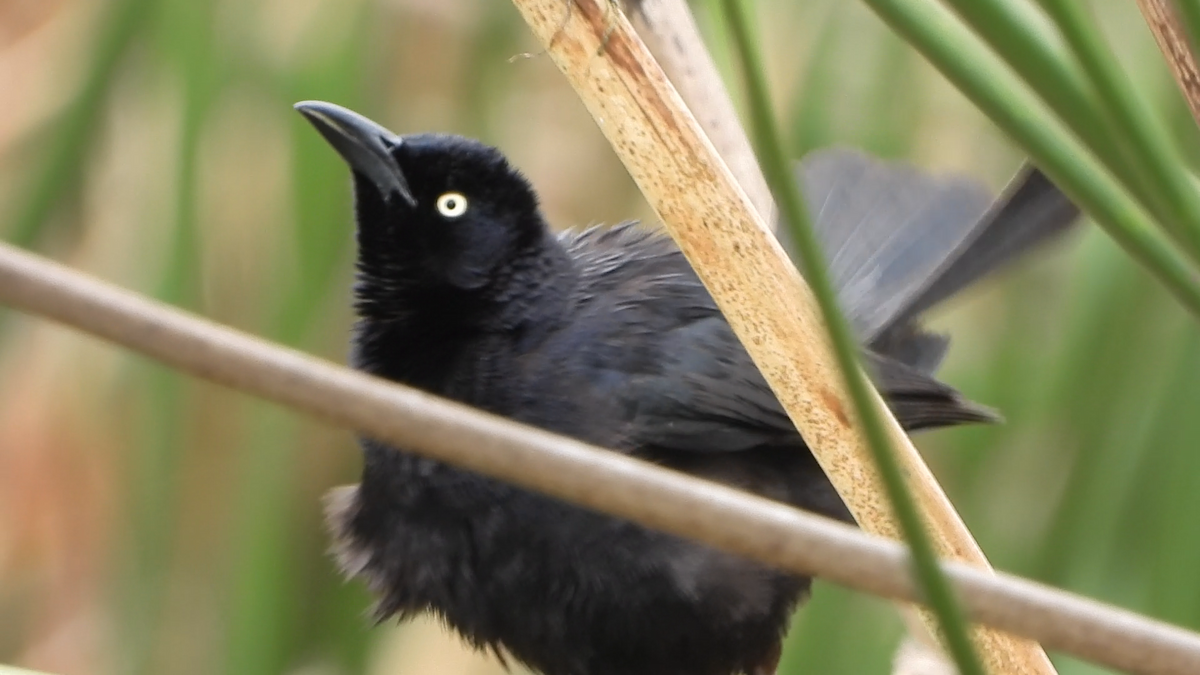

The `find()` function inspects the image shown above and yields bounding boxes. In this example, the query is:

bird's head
[295,101,551,302]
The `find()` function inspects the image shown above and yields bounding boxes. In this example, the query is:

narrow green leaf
[1036,0,1200,264]
[858,0,1200,319]
[719,1,985,673]
[937,0,1163,225]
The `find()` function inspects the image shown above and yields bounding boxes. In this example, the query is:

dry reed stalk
[507,1,1054,671]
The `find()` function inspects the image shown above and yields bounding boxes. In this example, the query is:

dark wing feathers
[865,322,950,376]
[562,225,793,452]
[862,352,999,430]
[557,152,1077,454]
[559,233,986,454]
[622,316,796,452]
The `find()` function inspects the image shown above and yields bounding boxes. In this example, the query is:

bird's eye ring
[436,192,469,218]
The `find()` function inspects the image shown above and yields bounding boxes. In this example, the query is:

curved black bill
[294,100,416,207]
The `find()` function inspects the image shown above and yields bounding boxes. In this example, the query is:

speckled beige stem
[628,1,966,665]
[627,0,776,226]
[507,1,1055,672]
[1136,0,1200,128]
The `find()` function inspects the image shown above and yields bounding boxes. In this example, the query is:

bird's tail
[781,149,1080,374]
[786,149,1080,343]
[897,162,1080,321]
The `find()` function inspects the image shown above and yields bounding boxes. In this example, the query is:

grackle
[295,100,1078,675]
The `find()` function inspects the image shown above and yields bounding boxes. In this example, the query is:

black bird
[295,100,1078,675]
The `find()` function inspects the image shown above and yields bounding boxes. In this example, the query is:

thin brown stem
[629,0,955,661]
[512,1,1052,671]
[1,241,1200,673]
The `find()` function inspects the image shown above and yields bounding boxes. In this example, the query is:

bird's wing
[558,149,1079,455]
[560,224,991,455]
[615,313,994,453]
[861,351,998,431]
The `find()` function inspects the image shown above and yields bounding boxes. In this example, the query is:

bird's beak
[293,100,417,207]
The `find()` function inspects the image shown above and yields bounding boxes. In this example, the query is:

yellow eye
[436,192,468,218]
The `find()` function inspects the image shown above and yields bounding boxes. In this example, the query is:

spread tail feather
[900,162,1080,319]
[788,149,1080,344]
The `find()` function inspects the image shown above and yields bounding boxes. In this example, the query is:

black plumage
[295,100,1079,675]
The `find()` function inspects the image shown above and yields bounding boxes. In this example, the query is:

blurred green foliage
[0,1,1198,674]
